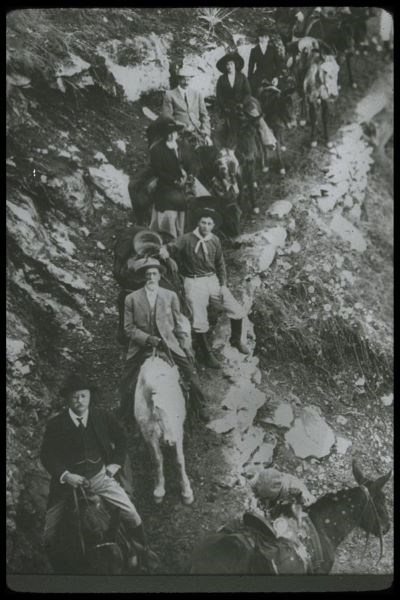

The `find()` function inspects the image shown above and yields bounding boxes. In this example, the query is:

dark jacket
[248,44,283,91]
[40,407,127,507]
[216,72,251,117]
[149,141,188,212]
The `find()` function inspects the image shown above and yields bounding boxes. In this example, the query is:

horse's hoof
[182,493,194,505]
[376,45,382,52]
[338,85,342,91]
[355,50,360,56]
[300,120,306,127]
[352,83,358,89]
[279,168,286,176]
[253,207,260,214]
[153,492,165,504]
[253,182,258,189]
[281,146,287,152]
[262,166,269,173]
[311,141,317,148]
[327,142,334,149]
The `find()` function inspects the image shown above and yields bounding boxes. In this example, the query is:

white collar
[145,284,159,296]
[178,86,188,98]
[69,408,89,428]
[193,227,213,254]
[227,72,235,85]
[259,40,269,52]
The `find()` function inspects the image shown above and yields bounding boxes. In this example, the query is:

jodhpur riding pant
[184,274,245,334]
[44,465,142,550]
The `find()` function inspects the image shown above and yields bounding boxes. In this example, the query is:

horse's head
[216,148,240,180]
[352,460,392,537]
[318,55,340,100]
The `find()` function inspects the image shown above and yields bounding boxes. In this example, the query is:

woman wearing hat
[148,116,190,239]
[215,51,251,148]
[248,23,284,94]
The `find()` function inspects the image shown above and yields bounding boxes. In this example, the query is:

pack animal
[134,354,194,505]
[257,80,297,176]
[190,461,391,574]
[52,486,139,574]
[291,43,340,147]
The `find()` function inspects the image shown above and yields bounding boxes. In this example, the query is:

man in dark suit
[119,257,208,422]
[248,23,284,94]
[40,374,151,569]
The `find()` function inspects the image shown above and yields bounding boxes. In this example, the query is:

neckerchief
[193,227,213,257]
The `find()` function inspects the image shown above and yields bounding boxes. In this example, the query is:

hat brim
[191,207,222,228]
[135,264,166,280]
[60,384,96,398]
[216,53,245,73]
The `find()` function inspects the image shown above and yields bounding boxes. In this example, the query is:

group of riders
[40,8,382,573]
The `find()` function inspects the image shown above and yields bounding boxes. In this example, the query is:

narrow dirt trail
[120,57,393,574]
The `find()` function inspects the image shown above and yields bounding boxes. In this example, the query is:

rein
[358,485,384,564]
[72,486,90,558]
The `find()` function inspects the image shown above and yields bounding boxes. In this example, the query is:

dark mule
[50,486,139,574]
[190,461,391,574]
[257,80,297,176]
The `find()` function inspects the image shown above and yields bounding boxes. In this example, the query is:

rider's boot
[230,319,251,354]
[130,523,159,570]
[194,332,221,369]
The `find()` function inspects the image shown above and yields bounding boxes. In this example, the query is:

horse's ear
[352,460,369,485]
[371,470,392,492]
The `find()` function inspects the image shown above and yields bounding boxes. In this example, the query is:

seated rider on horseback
[40,373,157,572]
[119,257,210,423]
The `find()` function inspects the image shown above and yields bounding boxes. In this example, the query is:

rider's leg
[118,353,145,422]
[172,353,210,421]
[44,500,66,572]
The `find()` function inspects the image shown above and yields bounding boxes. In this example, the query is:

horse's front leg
[275,127,286,176]
[345,52,357,89]
[245,159,258,214]
[147,436,165,504]
[175,438,194,505]
[299,92,308,127]
[321,100,333,148]
[309,101,318,147]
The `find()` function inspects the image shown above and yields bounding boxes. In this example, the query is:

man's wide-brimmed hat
[191,196,222,228]
[133,257,166,279]
[216,51,245,73]
[148,116,185,139]
[177,65,196,78]
[60,373,96,398]
[252,468,284,501]
[133,230,164,257]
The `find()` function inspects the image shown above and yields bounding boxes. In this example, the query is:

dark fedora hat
[60,373,96,398]
[191,196,222,228]
[216,51,245,73]
[148,116,185,139]
[256,19,275,37]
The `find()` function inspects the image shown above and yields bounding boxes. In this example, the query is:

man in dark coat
[40,374,151,569]
[248,23,284,94]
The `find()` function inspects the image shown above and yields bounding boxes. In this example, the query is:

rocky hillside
[6,8,393,574]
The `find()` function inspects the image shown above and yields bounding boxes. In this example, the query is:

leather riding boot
[129,523,159,569]
[194,332,221,369]
[230,319,250,354]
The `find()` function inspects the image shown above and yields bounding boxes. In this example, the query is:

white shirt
[68,408,89,428]
[178,85,188,103]
[145,284,159,309]
[227,72,235,88]
[259,41,269,54]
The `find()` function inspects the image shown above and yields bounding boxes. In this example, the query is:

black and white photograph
[6,6,393,593]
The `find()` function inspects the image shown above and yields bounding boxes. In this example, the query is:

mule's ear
[352,460,369,485]
[371,470,392,491]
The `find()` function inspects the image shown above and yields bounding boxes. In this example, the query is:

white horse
[134,354,194,505]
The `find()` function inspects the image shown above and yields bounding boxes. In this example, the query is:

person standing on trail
[248,23,285,94]
[119,257,209,423]
[40,373,156,571]
[162,65,213,147]
[159,204,250,369]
